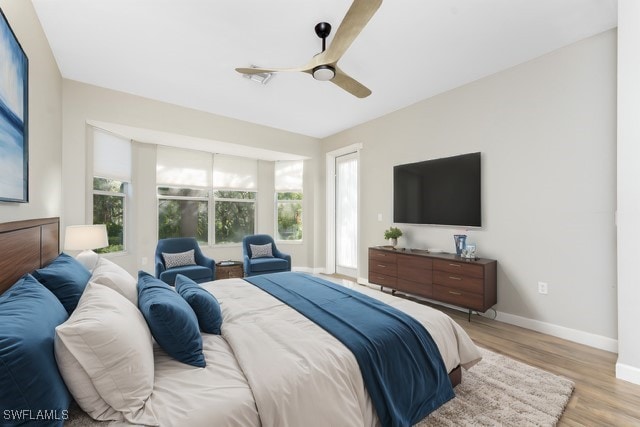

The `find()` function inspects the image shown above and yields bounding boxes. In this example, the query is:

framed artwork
[0,8,28,203]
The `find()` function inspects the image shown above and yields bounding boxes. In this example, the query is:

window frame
[155,187,257,246]
[275,191,303,243]
[156,186,210,245]
[92,176,128,254]
[212,189,257,246]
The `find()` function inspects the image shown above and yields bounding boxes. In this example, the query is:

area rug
[417,347,574,426]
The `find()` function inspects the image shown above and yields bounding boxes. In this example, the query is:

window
[157,187,209,243]
[93,178,126,253]
[92,128,131,254]
[275,161,303,241]
[213,155,257,245]
[214,191,255,244]
[156,149,257,245]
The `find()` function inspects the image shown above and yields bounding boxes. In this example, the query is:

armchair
[242,234,291,277]
[155,238,216,285]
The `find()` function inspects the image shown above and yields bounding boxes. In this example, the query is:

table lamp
[64,224,109,271]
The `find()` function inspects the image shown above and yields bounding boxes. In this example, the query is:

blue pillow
[0,274,71,426]
[175,274,223,334]
[32,253,91,314]
[137,271,205,367]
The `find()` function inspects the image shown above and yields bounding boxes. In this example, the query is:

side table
[215,261,244,280]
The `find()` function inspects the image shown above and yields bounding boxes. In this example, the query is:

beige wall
[0,0,62,223]
[62,80,321,274]
[323,30,618,345]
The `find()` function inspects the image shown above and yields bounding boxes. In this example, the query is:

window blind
[213,154,257,190]
[93,128,132,182]
[275,160,303,191]
[157,146,212,188]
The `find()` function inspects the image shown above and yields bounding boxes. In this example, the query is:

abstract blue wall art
[0,9,28,203]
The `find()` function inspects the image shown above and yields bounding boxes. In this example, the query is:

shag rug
[417,347,575,426]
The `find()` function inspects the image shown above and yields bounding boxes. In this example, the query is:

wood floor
[439,304,640,426]
[327,275,640,426]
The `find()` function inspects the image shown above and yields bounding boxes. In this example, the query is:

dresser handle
[449,263,461,268]
[449,291,462,296]
[449,276,462,280]
[377,264,386,268]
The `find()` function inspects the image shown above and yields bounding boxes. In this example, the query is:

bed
[0,217,482,427]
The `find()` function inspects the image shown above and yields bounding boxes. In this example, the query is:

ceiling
[32,0,617,139]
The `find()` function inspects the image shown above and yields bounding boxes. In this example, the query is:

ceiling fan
[236,0,382,98]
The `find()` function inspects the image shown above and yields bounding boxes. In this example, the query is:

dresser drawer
[397,266,432,285]
[398,254,432,270]
[397,254,431,284]
[370,260,397,276]
[396,279,433,298]
[433,259,484,278]
[433,285,484,311]
[433,270,483,294]
[369,249,397,263]
[368,272,397,287]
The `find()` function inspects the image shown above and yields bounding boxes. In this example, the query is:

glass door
[335,152,358,278]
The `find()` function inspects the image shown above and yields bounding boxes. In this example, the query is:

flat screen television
[393,152,481,227]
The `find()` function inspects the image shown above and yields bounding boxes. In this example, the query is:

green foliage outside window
[158,199,208,243]
[277,192,303,241]
[214,191,255,244]
[93,177,125,253]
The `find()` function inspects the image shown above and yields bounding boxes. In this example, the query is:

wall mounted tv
[393,152,481,227]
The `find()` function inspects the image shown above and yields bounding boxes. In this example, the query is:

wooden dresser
[369,247,497,317]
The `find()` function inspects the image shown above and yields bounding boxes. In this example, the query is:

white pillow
[55,283,158,425]
[163,249,196,269]
[250,243,273,259]
[90,257,138,305]
[54,338,120,421]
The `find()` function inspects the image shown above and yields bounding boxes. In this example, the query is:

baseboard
[495,311,617,353]
[292,266,326,275]
[358,279,617,353]
[616,363,640,385]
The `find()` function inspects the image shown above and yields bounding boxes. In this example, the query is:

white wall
[0,0,62,223]
[322,30,618,349]
[616,0,640,385]
[62,80,321,275]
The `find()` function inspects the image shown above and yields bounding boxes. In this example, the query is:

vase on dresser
[389,238,398,247]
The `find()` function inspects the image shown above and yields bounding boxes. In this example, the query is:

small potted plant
[384,226,403,247]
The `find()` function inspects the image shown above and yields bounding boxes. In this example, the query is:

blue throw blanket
[244,272,454,427]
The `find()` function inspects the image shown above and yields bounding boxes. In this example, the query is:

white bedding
[201,277,481,427]
[69,276,481,426]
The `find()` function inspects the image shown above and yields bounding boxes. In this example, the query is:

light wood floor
[327,275,640,426]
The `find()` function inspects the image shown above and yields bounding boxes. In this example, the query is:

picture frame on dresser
[0,8,29,203]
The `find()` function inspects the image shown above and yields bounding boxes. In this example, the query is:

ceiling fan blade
[321,0,382,64]
[235,66,307,75]
[331,67,372,98]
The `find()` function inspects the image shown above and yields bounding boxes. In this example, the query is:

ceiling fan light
[312,65,335,81]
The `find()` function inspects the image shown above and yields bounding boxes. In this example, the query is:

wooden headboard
[0,217,60,294]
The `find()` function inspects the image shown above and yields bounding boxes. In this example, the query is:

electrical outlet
[377,213,383,222]
[538,281,548,295]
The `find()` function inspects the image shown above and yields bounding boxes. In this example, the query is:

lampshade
[64,225,109,251]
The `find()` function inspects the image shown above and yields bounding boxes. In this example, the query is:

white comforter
[200,277,481,427]
[70,277,481,426]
